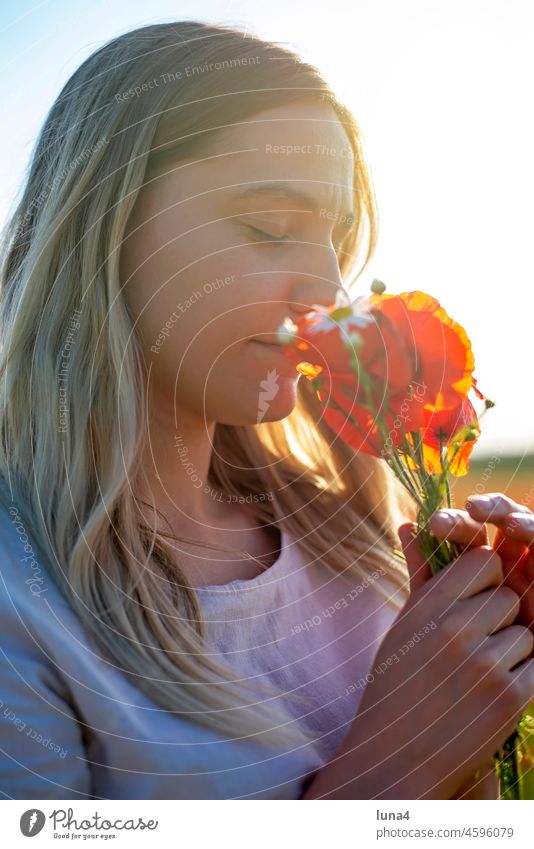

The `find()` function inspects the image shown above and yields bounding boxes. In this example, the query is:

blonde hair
[0,20,415,752]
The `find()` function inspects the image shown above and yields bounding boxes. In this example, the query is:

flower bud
[463,429,478,442]
[370,278,386,294]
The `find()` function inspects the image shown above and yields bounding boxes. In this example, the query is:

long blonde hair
[0,20,415,750]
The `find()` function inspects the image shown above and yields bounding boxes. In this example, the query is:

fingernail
[465,495,493,510]
[506,512,534,529]
[433,511,454,527]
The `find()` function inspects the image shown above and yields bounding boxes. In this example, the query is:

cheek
[146,310,243,393]
[121,209,209,320]
[126,273,237,363]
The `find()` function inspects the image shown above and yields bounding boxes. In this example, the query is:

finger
[484,625,534,671]
[509,658,534,717]
[502,511,534,547]
[465,492,534,526]
[492,526,531,577]
[502,571,534,637]
[517,548,534,584]
[455,584,521,636]
[428,508,489,548]
[398,522,432,595]
[452,761,499,800]
[437,545,504,601]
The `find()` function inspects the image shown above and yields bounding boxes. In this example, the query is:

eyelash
[244,225,291,243]
[244,224,346,252]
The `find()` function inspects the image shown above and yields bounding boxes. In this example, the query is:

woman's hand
[427,491,534,799]
[429,492,534,645]
[303,527,534,799]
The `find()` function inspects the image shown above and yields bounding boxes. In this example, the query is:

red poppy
[368,291,475,412]
[401,394,480,476]
[281,291,477,463]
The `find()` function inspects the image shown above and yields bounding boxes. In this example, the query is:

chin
[214,379,299,426]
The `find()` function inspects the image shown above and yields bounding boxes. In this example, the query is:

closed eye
[244,224,292,243]
[243,223,346,253]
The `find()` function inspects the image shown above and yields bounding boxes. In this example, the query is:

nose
[287,246,350,317]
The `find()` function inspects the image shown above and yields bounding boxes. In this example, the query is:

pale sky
[2,0,532,456]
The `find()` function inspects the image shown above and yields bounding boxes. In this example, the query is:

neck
[135,385,224,527]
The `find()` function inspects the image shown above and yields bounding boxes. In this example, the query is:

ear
[398,521,433,595]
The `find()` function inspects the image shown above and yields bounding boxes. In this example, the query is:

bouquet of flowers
[277,279,531,799]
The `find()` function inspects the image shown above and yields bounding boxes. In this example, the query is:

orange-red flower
[281,300,415,392]
[280,291,477,464]
[281,300,426,454]
[401,394,480,476]
[368,290,475,412]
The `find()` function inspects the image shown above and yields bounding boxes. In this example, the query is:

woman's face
[120,99,355,426]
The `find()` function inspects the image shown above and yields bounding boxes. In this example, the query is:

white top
[0,484,402,799]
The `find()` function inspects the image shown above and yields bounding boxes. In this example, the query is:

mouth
[252,339,284,351]
[250,339,299,372]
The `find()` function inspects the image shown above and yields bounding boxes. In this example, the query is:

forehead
[190,100,355,215]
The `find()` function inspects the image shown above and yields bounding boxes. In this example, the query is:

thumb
[398,521,433,596]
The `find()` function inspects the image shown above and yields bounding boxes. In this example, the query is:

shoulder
[0,479,71,676]
[0,482,93,798]
[0,480,83,704]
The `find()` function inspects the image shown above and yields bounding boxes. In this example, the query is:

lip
[250,339,298,372]
[252,340,285,352]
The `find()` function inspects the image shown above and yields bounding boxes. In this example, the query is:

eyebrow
[230,182,355,229]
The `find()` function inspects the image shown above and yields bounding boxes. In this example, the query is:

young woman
[1,20,533,801]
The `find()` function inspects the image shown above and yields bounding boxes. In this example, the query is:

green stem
[494,730,521,800]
